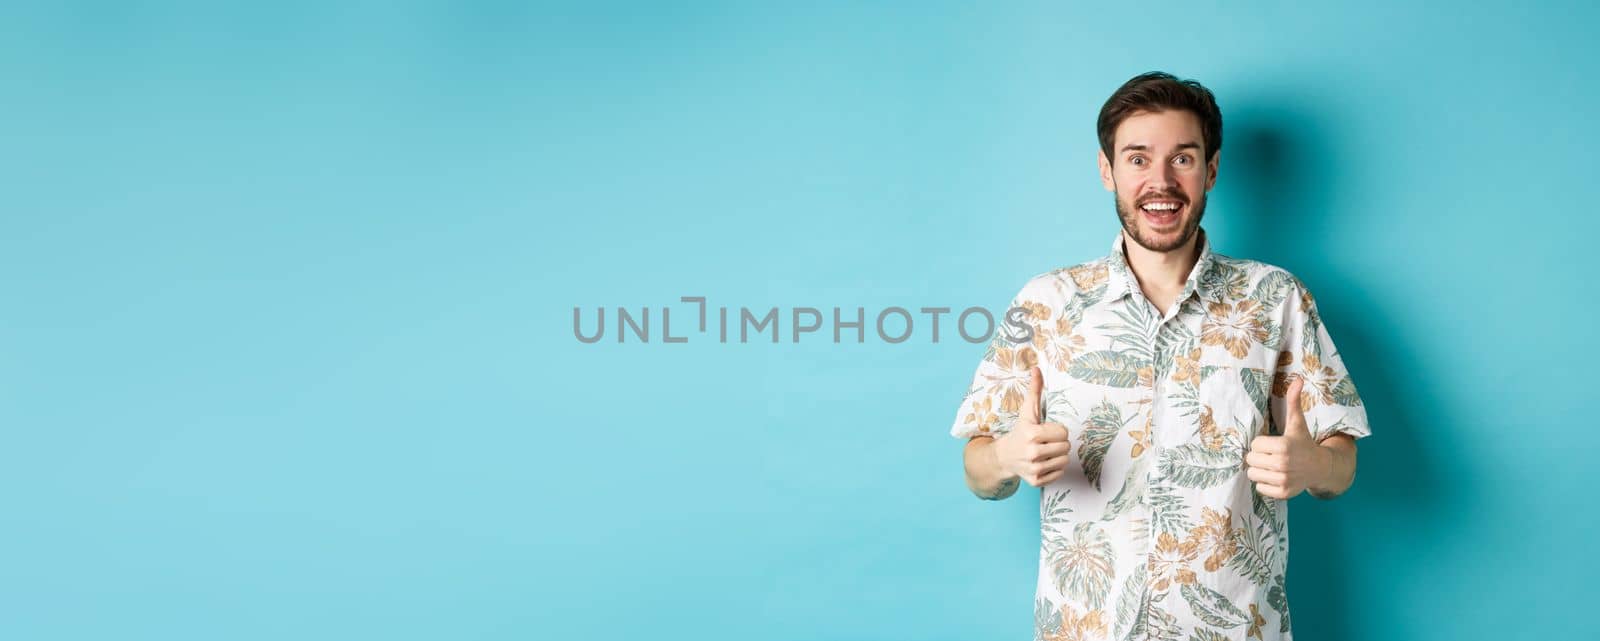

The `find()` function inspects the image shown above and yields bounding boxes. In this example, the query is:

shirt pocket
[1192,356,1274,448]
[1041,366,1141,493]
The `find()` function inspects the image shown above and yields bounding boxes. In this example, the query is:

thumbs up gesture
[992,367,1073,487]
[1246,376,1334,500]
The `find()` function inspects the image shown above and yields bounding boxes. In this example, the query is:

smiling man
[952,72,1370,641]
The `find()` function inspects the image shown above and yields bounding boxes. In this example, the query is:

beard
[1114,187,1207,253]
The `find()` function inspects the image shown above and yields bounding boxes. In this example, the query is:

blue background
[3,2,1595,639]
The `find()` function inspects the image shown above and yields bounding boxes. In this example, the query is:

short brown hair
[1097,71,1223,164]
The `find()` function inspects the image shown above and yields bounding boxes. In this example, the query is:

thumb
[1283,376,1311,438]
[1022,366,1043,425]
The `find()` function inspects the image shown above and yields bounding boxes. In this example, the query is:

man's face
[1098,109,1219,253]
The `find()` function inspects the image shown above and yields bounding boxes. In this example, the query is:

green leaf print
[1109,302,1157,336]
[1264,317,1284,353]
[1068,350,1144,388]
[1249,270,1294,311]
[1187,628,1232,641]
[1049,522,1117,610]
[1077,282,1108,310]
[1113,563,1148,639]
[1034,594,1062,638]
[1153,323,1193,377]
[1138,595,1184,641]
[1110,332,1154,363]
[1251,488,1280,532]
[1313,416,1352,444]
[1269,574,1291,633]
[1228,523,1274,586]
[1240,368,1271,416]
[1170,392,1204,420]
[1330,374,1362,406]
[1078,400,1127,491]
[1159,443,1240,489]
[1302,314,1324,359]
[1062,295,1086,327]
[1043,389,1077,423]
[1102,461,1148,522]
[1181,583,1250,629]
[1148,482,1194,538]
[1201,261,1250,301]
[1042,489,1074,531]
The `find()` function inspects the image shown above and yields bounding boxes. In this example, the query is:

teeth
[1142,202,1180,211]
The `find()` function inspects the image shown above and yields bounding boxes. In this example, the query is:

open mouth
[1139,200,1185,227]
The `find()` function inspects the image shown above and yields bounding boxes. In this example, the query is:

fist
[1246,376,1333,499]
[993,367,1072,487]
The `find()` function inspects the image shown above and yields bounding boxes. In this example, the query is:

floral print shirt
[950,230,1370,641]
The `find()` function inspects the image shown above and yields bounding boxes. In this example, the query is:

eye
[1174,154,1192,166]
[1129,156,1146,166]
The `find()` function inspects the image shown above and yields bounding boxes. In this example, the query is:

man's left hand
[1245,376,1332,499]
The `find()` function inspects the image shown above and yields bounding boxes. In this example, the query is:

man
[951,72,1369,641]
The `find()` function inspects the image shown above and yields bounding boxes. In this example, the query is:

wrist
[1307,443,1337,496]
[988,436,1020,482]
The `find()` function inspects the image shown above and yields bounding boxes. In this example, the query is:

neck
[1122,230,1202,294]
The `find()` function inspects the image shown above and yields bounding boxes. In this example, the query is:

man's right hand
[991,366,1073,487]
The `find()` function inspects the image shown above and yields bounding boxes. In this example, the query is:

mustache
[1137,191,1189,205]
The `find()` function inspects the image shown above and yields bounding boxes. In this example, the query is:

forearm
[1308,435,1357,499]
[964,436,1021,500]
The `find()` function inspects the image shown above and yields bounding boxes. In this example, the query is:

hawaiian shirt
[950,230,1370,641]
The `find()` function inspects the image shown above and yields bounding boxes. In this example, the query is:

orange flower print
[1043,605,1108,641]
[964,397,997,435]
[1247,603,1266,639]
[1172,347,1202,387]
[1184,507,1238,572]
[1147,532,1199,592]
[1272,352,1297,401]
[988,346,1039,415]
[1034,316,1087,372]
[1298,353,1342,407]
[1196,406,1238,452]
[1272,353,1345,410]
[1067,263,1109,292]
[1201,299,1269,359]
[1019,300,1053,322]
[1130,415,1152,459]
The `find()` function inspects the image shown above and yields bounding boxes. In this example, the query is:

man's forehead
[1114,110,1204,149]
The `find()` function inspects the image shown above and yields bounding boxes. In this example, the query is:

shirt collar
[1104,228,1224,305]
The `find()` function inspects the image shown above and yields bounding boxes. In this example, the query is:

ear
[1098,149,1115,192]
[1205,152,1220,192]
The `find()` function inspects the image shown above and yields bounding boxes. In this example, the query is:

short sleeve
[949,280,1052,440]
[1269,276,1371,442]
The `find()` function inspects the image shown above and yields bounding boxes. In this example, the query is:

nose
[1144,163,1180,198]
[1153,162,1177,189]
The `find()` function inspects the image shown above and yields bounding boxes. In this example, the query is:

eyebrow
[1120,142,1202,154]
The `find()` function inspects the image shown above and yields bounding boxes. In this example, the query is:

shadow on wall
[1213,100,1464,641]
